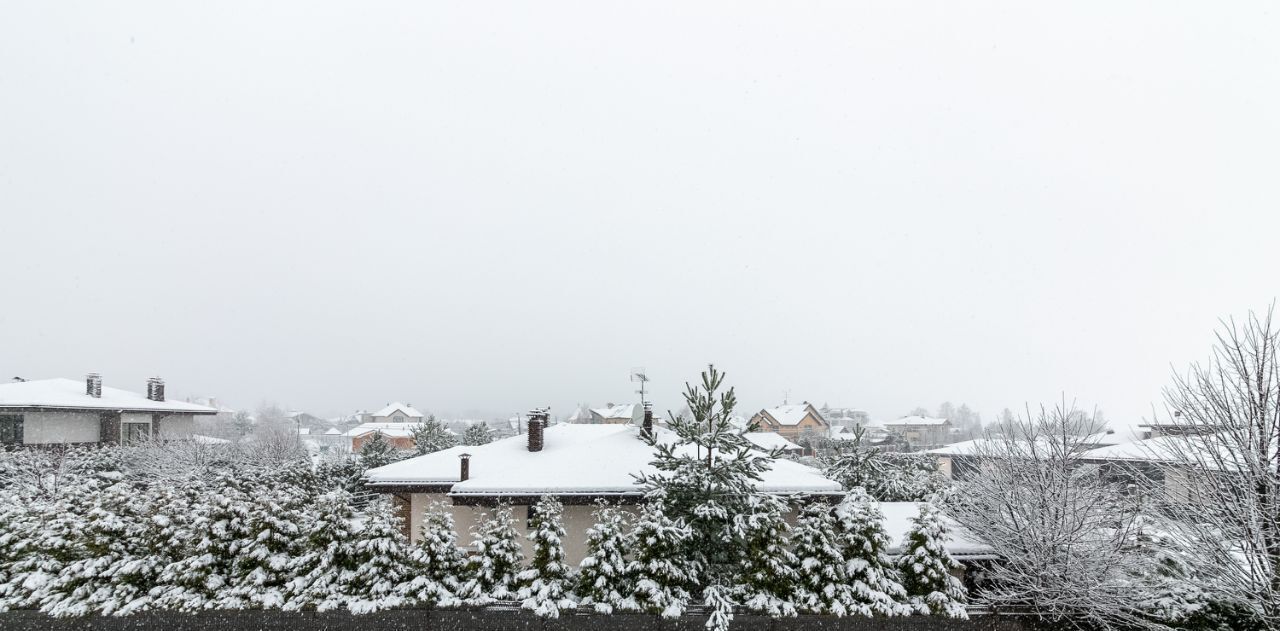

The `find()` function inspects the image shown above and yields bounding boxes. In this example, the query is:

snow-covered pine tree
[515,496,576,618]
[632,365,781,595]
[896,502,967,619]
[220,483,310,609]
[458,507,524,603]
[576,501,634,614]
[790,502,859,616]
[404,502,466,607]
[323,497,416,613]
[8,475,102,615]
[0,488,36,612]
[153,471,254,611]
[626,495,700,618]
[462,423,492,446]
[734,494,798,618]
[412,416,457,455]
[835,490,908,617]
[360,432,401,469]
[283,489,361,611]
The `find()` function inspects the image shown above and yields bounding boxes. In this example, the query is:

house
[370,402,425,424]
[742,431,804,455]
[927,430,1132,480]
[747,402,829,444]
[0,374,217,446]
[364,417,843,564]
[347,422,420,451]
[820,406,871,430]
[881,416,953,449]
[588,403,643,425]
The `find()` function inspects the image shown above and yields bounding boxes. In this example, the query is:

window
[0,415,22,445]
[394,415,404,422]
[122,421,152,445]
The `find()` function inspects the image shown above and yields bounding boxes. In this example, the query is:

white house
[588,403,643,425]
[370,402,425,424]
[882,416,953,449]
[365,420,843,564]
[0,375,217,446]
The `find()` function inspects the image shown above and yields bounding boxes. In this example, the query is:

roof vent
[86,373,102,398]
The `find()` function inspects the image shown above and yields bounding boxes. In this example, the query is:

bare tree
[1155,307,1280,627]
[948,403,1160,630]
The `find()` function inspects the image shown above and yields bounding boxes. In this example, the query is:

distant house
[365,421,842,564]
[0,375,217,446]
[589,403,643,425]
[371,402,425,424]
[748,402,829,445]
[347,422,420,451]
[820,406,871,430]
[927,430,1131,480]
[882,416,953,449]
[743,431,804,455]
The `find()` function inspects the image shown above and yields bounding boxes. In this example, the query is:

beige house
[882,415,953,449]
[0,375,217,446]
[371,402,425,424]
[588,403,643,425]
[748,402,829,444]
[365,421,843,564]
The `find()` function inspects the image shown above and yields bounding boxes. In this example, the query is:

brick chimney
[146,377,165,402]
[459,453,471,481]
[86,373,102,398]
[642,402,654,439]
[527,408,549,452]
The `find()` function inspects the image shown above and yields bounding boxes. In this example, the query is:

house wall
[21,411,100,444]
[775,414,826,441]
[353,433,415,451]
[405,493,643,565]
[156,414,196,438]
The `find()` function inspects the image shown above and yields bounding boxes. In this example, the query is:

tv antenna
[631,367,650,406]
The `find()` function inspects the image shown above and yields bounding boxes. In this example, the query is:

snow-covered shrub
[462,423,493,446]
[359,432,401,469]
[153,472,254,611]
[790,502,858,616]
[404,501,466,607]
[515,496,576,618]
[896,502,967,618]
[458,507,524,603]
[289,495,414,613]
[626,497,700,618]
[733,494,797,618]
[576,501,634,614]
[220,484,309,609]
[821,429,945,502]
[834,490,908,616]
[411,416,456,455]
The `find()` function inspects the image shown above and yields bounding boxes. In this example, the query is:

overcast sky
[2,2,1278,426]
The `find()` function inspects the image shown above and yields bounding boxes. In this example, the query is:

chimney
[642,402,654,439]
[459,453,471,481]
[86,373,102,398]
[527,408,548,452]
[146,377,165,402]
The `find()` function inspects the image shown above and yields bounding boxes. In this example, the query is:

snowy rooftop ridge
[743,432,802,451]
[758,403,818,426]
[365,423,841,496]
[883,415,950,427]
[372,402,425,418]
[346,422,421,438]
[0,378,217,414]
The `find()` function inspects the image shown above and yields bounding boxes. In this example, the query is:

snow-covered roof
[346,422,420,438]
[324,428,343,436]
[928,432,1138,458]
[743,432,802,452]
[372,402,424,419]
[0,378,217,415]
[591,403,639,420]
[879,502,995,559]
[758,404,819,426]
[366,424,841,496]
[883,416,950,427]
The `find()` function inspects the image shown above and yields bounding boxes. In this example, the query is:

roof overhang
[0,405,218,416]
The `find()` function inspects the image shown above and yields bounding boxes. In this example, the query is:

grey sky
[2,2,1278,426]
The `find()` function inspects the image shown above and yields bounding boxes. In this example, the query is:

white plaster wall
[21,411,100,444]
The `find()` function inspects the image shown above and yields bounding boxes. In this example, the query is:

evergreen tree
[458,507,524,603]
[633,365,780,590]
[896,502,968,618]
[412,416,457,455]
[734,494,798,618]
[220,484,309,609]
[288,493,415,613]
[790,502,860,616]
[153,472,254,611]
[462,423,493,446]
[626,496,700,618]
[360,432,400,469]
[835,490,908,616]
[4,478,101,613]
[515,496,576,618]
[404,502,466,607]
[577,502,634,614]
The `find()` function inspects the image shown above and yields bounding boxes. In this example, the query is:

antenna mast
[631,367,650,407]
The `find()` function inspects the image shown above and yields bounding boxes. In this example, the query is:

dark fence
[0,606,1032,631]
